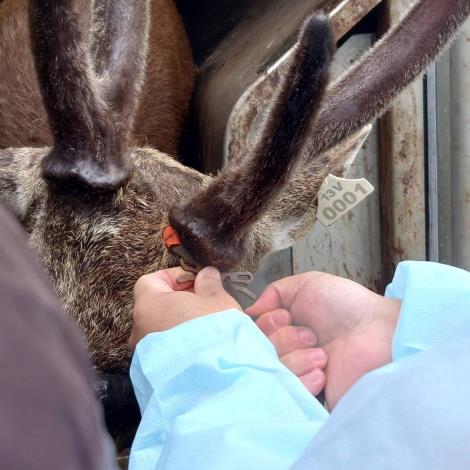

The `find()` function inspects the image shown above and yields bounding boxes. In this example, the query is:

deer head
[0,0,469,372]
[0,0,468,450]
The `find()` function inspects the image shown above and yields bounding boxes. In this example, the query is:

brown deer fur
[0,0,469,371]
[0,0,195,156]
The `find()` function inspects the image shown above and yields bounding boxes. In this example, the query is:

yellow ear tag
[317,174,374,226]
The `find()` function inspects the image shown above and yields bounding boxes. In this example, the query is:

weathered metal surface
[292,34,383,292]
[191,0,381,172]
[328,0,382,40]
[197,0,326,171]
[425,18,470,269]
[175,0,255,65]
[377,0,426,284]
[434,50,453,265]
[450,18,470,270]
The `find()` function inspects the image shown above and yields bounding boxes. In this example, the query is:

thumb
[246,285,283,317]
[194,267,224,297]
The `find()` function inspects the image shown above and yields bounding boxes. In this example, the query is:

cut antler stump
[30,0,139,192]
[169,202,246,272]
[169,14,334,272]
[42,148,132,191]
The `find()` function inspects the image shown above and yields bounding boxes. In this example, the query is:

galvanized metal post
[426,63,440,262]
[434,50,453,265]
[450,18,470,270]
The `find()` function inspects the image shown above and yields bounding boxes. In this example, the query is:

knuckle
[273,327,296,352]
[255,313,271,332]
[134,273,153,294]
[203,284,221,297]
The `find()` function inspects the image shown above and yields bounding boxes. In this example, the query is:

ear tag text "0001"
[316,174,374,226]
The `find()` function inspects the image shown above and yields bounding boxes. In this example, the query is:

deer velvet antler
[309,0,470,155]
[29,0,149,191]
[171,0,470,272]
[91,0,150,143]
[170,15,334,271]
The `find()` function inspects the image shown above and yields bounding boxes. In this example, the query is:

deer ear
[327,124,372,177]
[267,124,373,252]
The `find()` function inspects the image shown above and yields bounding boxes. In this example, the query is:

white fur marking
[271,218,304,251]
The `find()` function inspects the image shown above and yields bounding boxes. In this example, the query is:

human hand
[129,267,328,395]
[252,308,328,396]
[247,272,400,409]
[129,266,241,349]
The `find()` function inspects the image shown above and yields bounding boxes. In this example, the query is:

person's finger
[134,267,194,299]
[246,285,282,317]
[193,267,224,296]
[280,348,327,376]
[269,326,317,357]
[299,369,325,396]
[174,271,196,291]
[247,274,313,316]
[153,267,195,290]
[255,309,291,337]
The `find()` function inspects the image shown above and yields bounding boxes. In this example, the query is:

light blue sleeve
[129,261,470,470]
[128,309,328,470]
[291,336,470,470]
[385,261,470,359]
[292,261,470,470]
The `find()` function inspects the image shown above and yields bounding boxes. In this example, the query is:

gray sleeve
[292,336,470,470]
[0,205,118,470]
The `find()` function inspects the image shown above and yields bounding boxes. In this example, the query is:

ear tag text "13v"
[317,174,374,226]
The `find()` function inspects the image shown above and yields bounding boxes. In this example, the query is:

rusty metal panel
[450,18,470,270]
[377,0,426,283]
[328,0,382,40]
[426,18,470,270]
[292,34,383,292]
